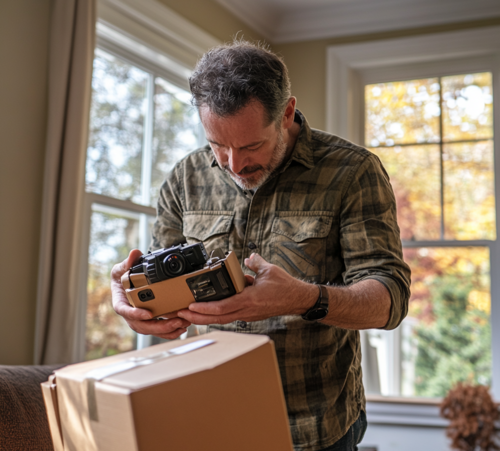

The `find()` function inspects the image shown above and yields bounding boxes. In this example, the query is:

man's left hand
[177,253,316,325]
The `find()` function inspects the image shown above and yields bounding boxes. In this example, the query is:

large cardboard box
[41,331,293,451]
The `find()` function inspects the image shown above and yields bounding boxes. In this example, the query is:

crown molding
[214,0,276,42]
[216,0,500,44]
[99,0,220,57]
[276,0,500,43]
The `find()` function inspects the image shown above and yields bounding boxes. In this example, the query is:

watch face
[306,308,328,321]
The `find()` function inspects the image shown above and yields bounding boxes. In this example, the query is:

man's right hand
[110,249,192,340]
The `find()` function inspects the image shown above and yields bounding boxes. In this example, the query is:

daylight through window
[84,49,202,360]
[365,73,495,397]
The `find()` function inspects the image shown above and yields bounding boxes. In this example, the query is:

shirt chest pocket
[183,211,234,254]
[271,213,333,283]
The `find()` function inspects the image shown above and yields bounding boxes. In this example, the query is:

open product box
[41,331,293,451]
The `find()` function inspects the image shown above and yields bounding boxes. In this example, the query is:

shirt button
[237,321,247,329]
[248,242,257,250]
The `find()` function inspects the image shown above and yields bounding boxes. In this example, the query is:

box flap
[41,378,64,451]
[104,331,269,390]
[55,331,269,391]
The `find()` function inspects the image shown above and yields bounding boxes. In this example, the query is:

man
[111,41,411,451]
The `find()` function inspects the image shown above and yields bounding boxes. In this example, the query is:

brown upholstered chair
[0,364,64,451]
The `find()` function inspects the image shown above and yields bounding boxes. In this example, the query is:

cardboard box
[41,331,293,451]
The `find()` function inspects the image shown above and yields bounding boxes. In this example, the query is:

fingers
[179,297,244,324]
[111,249,153,321]
[177,309,237,326]
[154,328,188,340]
[186,296,242,315]
[128,317,192,336]
[244,253,268,273]
[111,249,143,281]
[244,274,255,285]
[113,299,153,321]
[156,310,181,319]
[127,248,143,268]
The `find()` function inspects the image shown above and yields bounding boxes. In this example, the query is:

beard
[217,129,288,190]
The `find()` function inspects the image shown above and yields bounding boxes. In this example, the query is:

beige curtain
[34,0,96,364]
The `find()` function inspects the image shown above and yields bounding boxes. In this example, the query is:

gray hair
[189,40,291,126]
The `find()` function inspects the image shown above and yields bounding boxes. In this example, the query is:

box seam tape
[85,339,215,421]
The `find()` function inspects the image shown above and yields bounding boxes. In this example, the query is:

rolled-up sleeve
[339,153,411,330]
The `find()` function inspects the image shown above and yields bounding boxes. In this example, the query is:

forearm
[179,255,393,329]
[293,279,391,329]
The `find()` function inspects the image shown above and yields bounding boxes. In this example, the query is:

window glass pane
[146,215,156,250]
[86,49,148,203]
[444,141,496,240]
[365,78,440,147]
[150,78,202,206]
[442,73,493,142]
[86,204,140,360]
[401,247,491,397]
[371,145,441,240]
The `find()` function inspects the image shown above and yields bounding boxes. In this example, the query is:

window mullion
[86,192,156,217]
[139,73,155,253]
[137,73,156,350]
[140,73,155,214]
[439,77,445,240]
[402,239,495,248]
[373,137,490,149]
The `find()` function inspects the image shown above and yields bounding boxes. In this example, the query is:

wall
[0,0,52,364]
[274,17,500,131]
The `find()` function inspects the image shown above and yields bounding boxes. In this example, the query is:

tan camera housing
[121,251,246,318]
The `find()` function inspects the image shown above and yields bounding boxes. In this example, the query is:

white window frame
[326,26,500,423]
[74,0,220,362]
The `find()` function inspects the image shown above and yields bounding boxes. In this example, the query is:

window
[83,47,203,360]
[327,27,500,402]
[365,73,494,397]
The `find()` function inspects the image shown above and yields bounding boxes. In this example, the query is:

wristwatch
[301,284,329,321]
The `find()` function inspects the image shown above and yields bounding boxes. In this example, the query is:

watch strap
[301,284,329,321]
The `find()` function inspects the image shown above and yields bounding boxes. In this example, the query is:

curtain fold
[34,0,96,364]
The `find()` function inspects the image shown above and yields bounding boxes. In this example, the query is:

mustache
[223,164,263,175]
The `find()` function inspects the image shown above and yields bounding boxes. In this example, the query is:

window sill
[366,394,441,405]
[365,395,447,428]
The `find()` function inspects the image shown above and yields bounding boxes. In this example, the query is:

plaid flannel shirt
[151,110,411,450]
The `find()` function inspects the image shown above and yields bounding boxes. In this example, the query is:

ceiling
[215,0,500,44]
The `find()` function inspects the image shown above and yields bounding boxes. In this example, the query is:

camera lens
[163,253,185,277]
